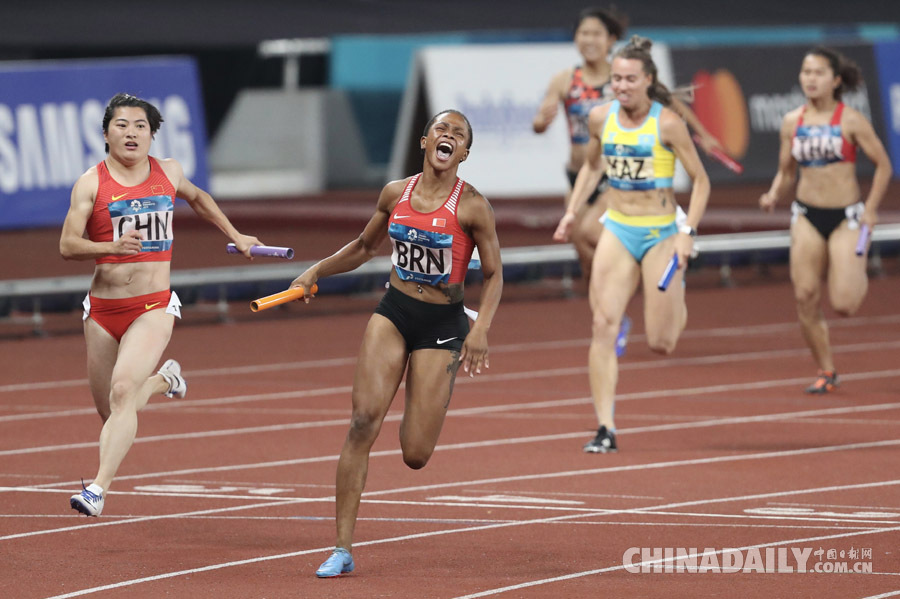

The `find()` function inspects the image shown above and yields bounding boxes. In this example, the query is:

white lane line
[4,313,899,394]
[3,512,885,533]
[9,400,900,490]
[3,341,899,425]
[41,485,900,598]
[4,370,900,458]
[450,525,900,599]
[358,445,900,500]
[5,440,900,541]
[2,338,898,425]
[772,502,900,511]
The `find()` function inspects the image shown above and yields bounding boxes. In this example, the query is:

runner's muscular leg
[336,314,408,551]
[588,230,640,429]
[642,237,687,354]
[84,318,119,422]
[572,198,607,282]
[827,224,868,316]
[400,348,461,469]
[93,310,173,492]
[790,217,831,371]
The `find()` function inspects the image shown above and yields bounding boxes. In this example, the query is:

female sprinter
[290,109,503,577]
[60,93,261,516]
[760,47,891,393]
[553,36,710,453]
[533,6,722,284]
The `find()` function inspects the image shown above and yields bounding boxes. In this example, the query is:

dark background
[3,0,898,47]
[4,0,899,139]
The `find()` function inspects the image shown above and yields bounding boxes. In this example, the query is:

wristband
[679,224,697,237]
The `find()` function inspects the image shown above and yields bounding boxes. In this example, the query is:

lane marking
[6,441,900,541]
[3,368,900,456]
[39,482,900,598]
[4,313,900,394]
[451,525,900,598]
[7,399,900,486]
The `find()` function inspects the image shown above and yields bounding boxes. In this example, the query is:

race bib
[389,223,453,285]
[605,143,655,191]
[109,196,174,252]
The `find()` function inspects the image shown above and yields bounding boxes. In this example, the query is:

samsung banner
[0,57,208,230]
[389,42,677,198]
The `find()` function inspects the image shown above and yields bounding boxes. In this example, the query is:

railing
[2,224,899,335]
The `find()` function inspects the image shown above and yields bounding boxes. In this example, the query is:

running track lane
[1,277,899,598]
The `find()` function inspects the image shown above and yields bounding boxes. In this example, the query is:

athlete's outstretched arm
[291,179,404,294]
[670,96,725,155]
[160,158,260,256]
[459,186,503,377]
[760,111,799,212]
[847,107,892,227]
[533,69,569,134]
[553,103,609,242]
[661,109,710,268]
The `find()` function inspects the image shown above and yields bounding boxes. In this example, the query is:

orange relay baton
[250,285,318,312]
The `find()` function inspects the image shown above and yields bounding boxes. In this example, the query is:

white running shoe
[158,359,187,399]
[70,482,104,516]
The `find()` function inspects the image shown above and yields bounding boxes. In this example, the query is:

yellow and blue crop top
[601,100,675,191]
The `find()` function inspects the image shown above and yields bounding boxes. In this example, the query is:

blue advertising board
[0,56,208,229]
[873,41,900,176]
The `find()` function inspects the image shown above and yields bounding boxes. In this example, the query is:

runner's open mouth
[436,142,453,159]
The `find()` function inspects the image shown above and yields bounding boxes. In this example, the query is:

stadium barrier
[2,224,899,335]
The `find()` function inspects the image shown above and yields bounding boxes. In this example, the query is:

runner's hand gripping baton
[250,285,318,312]
[657,254,679,291]
[855,224,871,256]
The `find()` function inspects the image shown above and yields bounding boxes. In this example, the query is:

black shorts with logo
[374,285,469,353]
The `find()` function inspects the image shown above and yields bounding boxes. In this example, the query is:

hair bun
[627,35,653,51]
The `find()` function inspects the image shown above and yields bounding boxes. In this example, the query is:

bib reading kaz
[110,195,174,252]
[605,145,656,191]
[389,222,453,285]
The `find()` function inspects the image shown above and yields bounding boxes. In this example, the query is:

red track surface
[2,259,900,597]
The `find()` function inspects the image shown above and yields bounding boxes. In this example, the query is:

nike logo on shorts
[436,337,457,345]
[112,193,128,201]
[145,302,161,310]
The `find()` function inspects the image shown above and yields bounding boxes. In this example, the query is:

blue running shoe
[615,315,632,358]
[316,548,355,578]
[70,481,104,516]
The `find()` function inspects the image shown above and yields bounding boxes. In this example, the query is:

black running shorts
[374,285,469,353]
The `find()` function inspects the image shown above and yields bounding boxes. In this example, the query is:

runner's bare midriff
[91,261,170,299]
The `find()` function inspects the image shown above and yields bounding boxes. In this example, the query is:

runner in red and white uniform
[291,109,503,578]
[60,93,261,516]
[760,47,891,394]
